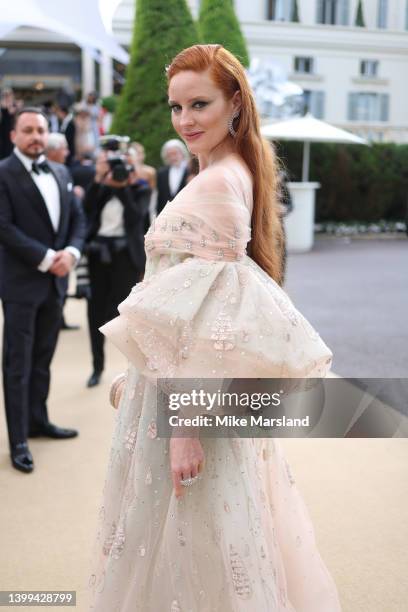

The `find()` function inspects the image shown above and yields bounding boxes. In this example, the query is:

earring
[228,112,240,138]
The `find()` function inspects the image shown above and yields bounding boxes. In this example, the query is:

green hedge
[277,141,408,222]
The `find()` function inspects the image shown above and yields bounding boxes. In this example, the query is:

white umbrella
[261,113,367,181]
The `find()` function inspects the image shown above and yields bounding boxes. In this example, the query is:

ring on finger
[180,474,200,487]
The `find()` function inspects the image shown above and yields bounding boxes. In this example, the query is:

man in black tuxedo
[155,139,190,216]
[0,108,86,473]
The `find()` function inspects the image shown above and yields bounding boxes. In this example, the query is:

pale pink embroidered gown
[87,155,342,611]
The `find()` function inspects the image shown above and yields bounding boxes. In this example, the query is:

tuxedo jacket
[0,153,86,302]
[156,165,189,216]
[83,181,151,272]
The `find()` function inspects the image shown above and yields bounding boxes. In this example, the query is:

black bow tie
[31,160,51,175]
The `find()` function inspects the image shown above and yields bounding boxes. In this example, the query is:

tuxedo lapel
[10,154,56,235]
[48,163,67,238]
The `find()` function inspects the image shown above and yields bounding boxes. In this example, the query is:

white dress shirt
[14,147,80,272]
[169,160,188,197]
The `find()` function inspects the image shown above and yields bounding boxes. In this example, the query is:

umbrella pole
[302,141,310,182]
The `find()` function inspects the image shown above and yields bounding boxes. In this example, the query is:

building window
[377,0,387,28]
[267,0,296,22]
[348,93,389,121]
[406,0,408,30]
[294,56,314,74]
[360,60,379,78]
[316,0,349,25]
[303,90,325,118]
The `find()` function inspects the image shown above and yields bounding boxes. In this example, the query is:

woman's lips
[184,132,204,141]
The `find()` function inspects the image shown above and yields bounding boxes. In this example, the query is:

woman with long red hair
[88,45,341,611]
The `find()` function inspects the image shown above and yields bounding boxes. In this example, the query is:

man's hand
[49,250,76,277]
[73,185,85,200]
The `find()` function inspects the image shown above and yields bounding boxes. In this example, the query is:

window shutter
[315,91,325,119]
[338,0,349,25]
[287,0,294,21]
[316,0,324,23]
[348,93,357,120]
[380,94,389,121]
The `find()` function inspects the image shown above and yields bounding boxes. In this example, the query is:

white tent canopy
[261,113,367,181]
[0,0,129,64]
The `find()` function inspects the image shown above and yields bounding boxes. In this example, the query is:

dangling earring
[228,112,240,138]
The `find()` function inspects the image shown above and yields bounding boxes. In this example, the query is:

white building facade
[0,0,407,143]
[113,0,408,143]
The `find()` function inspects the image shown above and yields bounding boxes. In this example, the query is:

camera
[100,135,134,182]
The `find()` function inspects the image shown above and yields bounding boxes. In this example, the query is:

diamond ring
[180,475,200,487]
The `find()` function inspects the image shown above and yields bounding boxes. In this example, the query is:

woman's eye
[170,101,207,112]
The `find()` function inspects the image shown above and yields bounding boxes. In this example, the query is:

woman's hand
[170,436,205,499]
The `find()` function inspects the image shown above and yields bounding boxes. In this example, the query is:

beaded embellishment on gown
[87,155,342,611]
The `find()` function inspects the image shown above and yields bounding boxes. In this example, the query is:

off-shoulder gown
[87,155,342,611]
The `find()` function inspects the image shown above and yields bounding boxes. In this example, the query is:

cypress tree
[111,0,199,166]
[355,0,365,27]
[198,0,249,67]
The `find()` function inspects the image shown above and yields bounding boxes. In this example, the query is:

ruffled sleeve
[100,255,332,381]
[100,164,332,382]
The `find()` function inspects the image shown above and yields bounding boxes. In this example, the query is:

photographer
[83,138,151,387]
[0,89,22,159]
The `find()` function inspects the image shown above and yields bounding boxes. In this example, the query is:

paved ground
[285,236,408,378]
[0,237,407,611]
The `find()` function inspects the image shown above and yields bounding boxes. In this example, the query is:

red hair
[166,44,284,285]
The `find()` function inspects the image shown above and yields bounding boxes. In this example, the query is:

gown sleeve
[100,167,333,384]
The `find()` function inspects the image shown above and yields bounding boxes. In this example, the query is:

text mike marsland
[169,414,311,428]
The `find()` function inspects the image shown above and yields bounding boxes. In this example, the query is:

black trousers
[2,287,63,448]
[87,247,140,373]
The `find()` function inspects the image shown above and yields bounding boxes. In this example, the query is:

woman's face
[168,69,240,157]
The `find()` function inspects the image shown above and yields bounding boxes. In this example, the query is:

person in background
[85,91,101,144]
[63,152,95,304]
[0,107,86,473]
[83,149,151,388]
[70,152,96,193]
[73,103,98,162]
[43,101,59,133]
[100,99,114,135]
[129,142,157,232]
[129,142,156,190]
[46,132,70,165]
[156,138,190,216]
[0,89,21,160]
[68,152,96,305]
[56,105,75,166]
[46,132,82,330]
